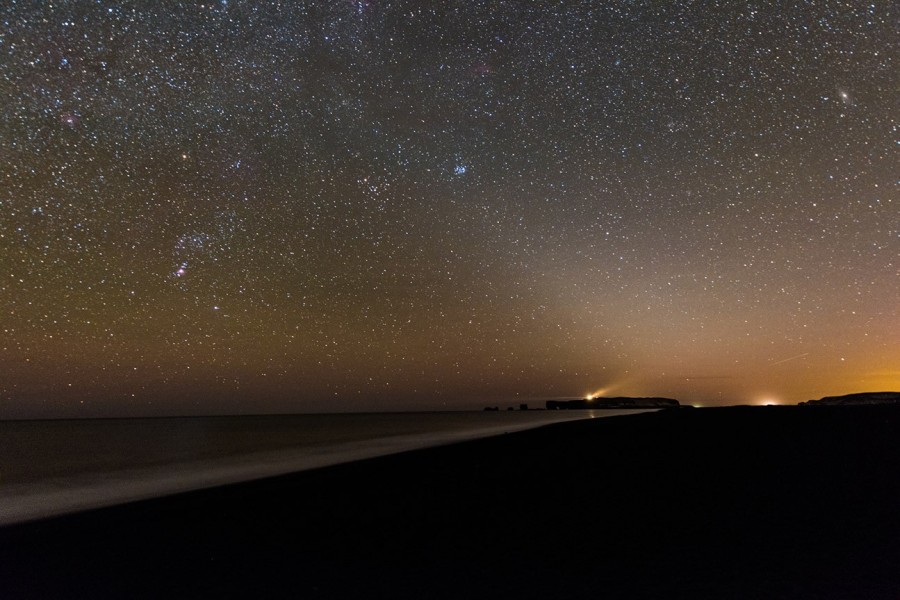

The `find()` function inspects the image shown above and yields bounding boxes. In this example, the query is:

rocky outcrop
[546,397,680,410]
[799,392,900,406]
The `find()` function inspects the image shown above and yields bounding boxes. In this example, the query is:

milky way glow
[0,1,896,417]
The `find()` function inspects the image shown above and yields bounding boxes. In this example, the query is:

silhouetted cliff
[547,397,680,410]
[799,391,900,406]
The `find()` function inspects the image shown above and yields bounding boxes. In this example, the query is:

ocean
[0,409,644,525]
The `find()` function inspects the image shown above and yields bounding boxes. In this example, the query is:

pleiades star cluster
[1,1,896,416]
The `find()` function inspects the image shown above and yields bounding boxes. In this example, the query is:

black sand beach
[2,406,899,599]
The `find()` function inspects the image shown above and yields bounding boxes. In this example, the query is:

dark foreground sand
[2,406,899,599]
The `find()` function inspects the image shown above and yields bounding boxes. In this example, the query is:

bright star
[837,88,854,106]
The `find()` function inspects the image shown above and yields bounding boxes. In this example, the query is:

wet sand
[0,410,626,525]
[2,406,899,599]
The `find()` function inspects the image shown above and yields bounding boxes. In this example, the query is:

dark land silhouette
[800,391,900,406]
[1,405,899,599]
[547,396,681,409]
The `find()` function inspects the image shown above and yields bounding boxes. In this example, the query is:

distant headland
[481,397,681,412]
[546,397,681,410]
[799,391,900,406]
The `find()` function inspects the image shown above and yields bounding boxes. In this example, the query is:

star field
[1,1,897,416]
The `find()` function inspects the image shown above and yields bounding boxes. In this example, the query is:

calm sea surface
[0,410,646,525]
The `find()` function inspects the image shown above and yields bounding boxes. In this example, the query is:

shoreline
[2,406,898,599]
[0,409,648,526]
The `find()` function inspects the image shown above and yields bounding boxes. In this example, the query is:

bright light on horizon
[585,388,611,401]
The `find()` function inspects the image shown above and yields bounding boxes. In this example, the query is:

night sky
[1,1,896,417]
